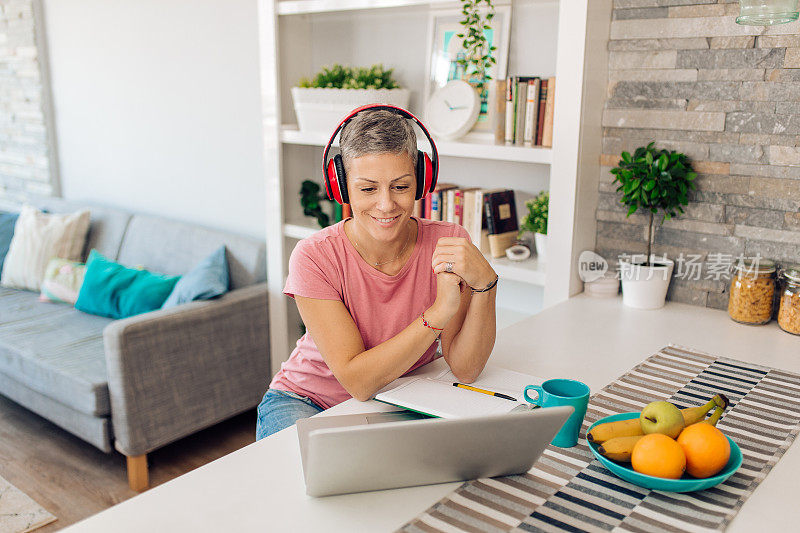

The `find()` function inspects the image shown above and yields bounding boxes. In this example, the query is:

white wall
[43,0,266,238]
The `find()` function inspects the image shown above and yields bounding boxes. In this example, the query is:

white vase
[534,233,547,263]
[619,255,674,310]
[291,87,411,133]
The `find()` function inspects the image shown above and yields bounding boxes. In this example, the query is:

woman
[256,108,498,439]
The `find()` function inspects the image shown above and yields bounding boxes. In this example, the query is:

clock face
[425,80,480,140]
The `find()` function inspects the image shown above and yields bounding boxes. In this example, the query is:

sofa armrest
[103,283,269,456]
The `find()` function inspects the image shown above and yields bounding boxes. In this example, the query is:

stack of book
[499,76,556,148]
[413,185,518,258]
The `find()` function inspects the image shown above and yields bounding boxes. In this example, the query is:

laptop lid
[297,406,573,497]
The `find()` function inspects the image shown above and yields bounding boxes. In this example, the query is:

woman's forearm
[444,288,497,382]
[338,307,448,401]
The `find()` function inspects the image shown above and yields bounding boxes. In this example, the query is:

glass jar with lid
[778,264,800,335]
[728,258,776,325]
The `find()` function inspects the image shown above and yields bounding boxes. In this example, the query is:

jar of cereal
[778,264,800,335]
[728,258,775,325]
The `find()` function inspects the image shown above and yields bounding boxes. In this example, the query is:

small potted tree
[519,191,548,263]
[291,64,409,133]
[610,142,696,309]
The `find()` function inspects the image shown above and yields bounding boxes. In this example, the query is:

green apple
[639,400,684,439]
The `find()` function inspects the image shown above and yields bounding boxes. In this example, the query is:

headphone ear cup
[417,152,434,199]
[415,150,427,200]
[332,154,349,204]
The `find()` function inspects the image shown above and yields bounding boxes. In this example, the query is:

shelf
[283,219,546,286]
[487,254,546,286]
[281,125,552,164]
[277,0,458,16]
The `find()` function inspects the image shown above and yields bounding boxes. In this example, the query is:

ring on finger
[445,261,454,273]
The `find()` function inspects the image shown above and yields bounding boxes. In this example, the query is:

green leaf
[643,179,656,191]
[627,205,638,217]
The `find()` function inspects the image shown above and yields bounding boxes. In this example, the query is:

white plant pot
[291,87,411,133]
[619,255,674,310]
[534,233,547,263]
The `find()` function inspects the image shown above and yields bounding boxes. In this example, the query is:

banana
[587,417,642,443]
[588,393,731,444]
[701,405,725,426]
[681,394,728,426]
[597,435,643,462]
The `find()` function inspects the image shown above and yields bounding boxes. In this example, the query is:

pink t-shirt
[269,217,470,409]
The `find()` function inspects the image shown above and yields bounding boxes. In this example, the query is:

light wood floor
[0,395,256,532]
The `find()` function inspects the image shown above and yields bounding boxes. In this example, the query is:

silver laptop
[296,406,574,497]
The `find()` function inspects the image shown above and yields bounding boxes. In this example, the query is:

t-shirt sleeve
[283,238,342,301]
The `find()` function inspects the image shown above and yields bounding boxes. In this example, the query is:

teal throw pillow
[162,245,230,309]
[75,249,180,319]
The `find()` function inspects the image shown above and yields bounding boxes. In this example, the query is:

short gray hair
[339,108,418,172]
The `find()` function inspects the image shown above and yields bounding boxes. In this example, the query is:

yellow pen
[453,382,517,402]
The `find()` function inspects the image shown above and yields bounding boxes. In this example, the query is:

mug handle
[523,385,543,406]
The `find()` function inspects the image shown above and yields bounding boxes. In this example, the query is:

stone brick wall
[598,0,800,309]
[0,0,56,205]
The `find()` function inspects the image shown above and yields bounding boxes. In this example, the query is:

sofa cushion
[76,250,180,319]
[1,206,90,292]
[117,215,266,290]
[25,195,133,262]
[39,258,86,304]
[0,287,112,416]
[162,245,230,308]
[0,211,19,273]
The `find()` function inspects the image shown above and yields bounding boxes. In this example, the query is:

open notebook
[374,357,545,418]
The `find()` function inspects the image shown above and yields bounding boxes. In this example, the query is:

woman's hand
[432,237,496,290]
[426,272,463,328]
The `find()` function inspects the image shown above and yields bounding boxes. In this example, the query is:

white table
[65,295,800,532]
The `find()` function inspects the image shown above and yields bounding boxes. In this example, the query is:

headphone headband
[322,104,439,203]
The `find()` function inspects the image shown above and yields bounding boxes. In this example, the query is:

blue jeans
[255,388,324,440]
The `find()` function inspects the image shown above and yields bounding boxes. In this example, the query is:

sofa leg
[127,454,149,492]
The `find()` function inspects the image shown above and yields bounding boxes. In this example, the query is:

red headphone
[322,104,439,205]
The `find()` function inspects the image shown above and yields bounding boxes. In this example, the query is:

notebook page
[375,365,546,418]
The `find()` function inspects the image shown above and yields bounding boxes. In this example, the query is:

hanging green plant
[456,0,497,92]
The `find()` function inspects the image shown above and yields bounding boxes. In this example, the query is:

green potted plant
[610,142,697,309]
[519,191,548,263]
[291,64,409,133]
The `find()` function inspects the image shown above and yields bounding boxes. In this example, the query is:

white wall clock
[425,79,480,141]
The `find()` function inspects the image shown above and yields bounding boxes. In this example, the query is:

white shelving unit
[258,0,612,376]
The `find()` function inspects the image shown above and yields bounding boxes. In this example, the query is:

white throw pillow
[0,205,91,292]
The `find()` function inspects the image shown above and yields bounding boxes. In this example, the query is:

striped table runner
[400,345,800,533]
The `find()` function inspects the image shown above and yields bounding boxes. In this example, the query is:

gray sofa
[0,196,269,490]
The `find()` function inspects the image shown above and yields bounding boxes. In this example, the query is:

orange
[631,433,686,479]
[677,422,731,478]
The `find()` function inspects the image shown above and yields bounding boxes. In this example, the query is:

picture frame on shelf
[424,4,511,134]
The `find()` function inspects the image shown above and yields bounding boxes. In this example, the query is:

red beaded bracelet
[421,312,444,332]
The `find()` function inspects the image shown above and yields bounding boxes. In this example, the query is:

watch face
[425,80,480,140]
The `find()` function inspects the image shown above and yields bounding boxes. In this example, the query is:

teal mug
[523,379,590,448]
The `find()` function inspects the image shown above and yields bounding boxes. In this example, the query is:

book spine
[484,194,496,235]
[536,79,548,147]
[342,203,352,219]
[446,189,456,223]
[494,79,506,144]
[523,79,540,146]
[333,202,343,223]
[454,189,463,226]
[462,190,475,242]
[430,192,441,221]
[424,191,432,219]
[514,80,527,146]
[542,76,556,148]
[472,189,484,245]
[504,78,515,144]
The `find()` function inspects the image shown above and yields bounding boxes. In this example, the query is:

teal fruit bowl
[587,412,743,492]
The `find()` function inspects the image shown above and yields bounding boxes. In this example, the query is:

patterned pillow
[39,258,87,305]
[0,205,90,292]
